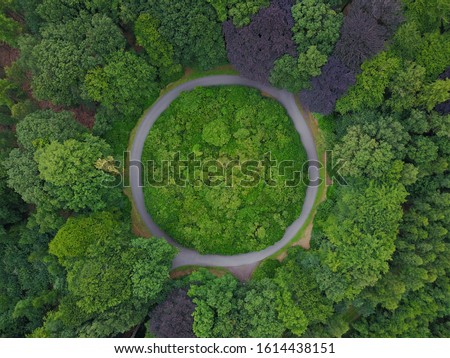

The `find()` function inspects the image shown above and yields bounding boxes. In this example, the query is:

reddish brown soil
[0,44,19,69]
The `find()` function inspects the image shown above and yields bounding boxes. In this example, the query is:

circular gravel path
[129,75,319,269]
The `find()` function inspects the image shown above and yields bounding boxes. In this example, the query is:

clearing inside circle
[142,85,308,255]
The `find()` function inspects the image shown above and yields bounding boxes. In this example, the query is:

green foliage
[403,0,450,33]
[252,259,281,281]
[148,0,227,70]
[270,0,341,92]
[0,6,21,46]
[143,86,307,254]
[385,61,427,113]
[336,52,402,114]
[134,13,182,84]
[271,47,328,92]
[291,0,343,55]
[28,12,126,105]
[35,134,120,212]
[0,225,61,337]
[333,112,411,179]
[415,32,450,80]
[352,278,449,337]
[187,269,284,337]
[297,46,328,82]
[84,51,159,118]
[275,248,333,336]
[44,212,177,337]
[270,55,303,92]
[207,0,269,27]
[419,79,450,111]
[312,182,408,302]
[0,79,15,109]
[15,110,85,151]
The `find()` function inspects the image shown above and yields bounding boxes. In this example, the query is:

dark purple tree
[149,288,196,338]
[333,8,388,71]
[300,56,356,114]
[436,67,450,115]
[300,0,403,114]
[223,0,296,84]
[355,0,404,33]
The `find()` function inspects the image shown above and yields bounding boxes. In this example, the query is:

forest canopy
[142,86,307,254]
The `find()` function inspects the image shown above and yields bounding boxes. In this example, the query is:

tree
[296,46,328,84]
[436,68,450,115]
[351,279,449,337]
[416,32,450,81]
[223,0,296,83]
[207,0,269,27]
[333,8,388,71]
[15,110,85,151]
[29,12,126,105]
[0,1,21,46]
[84,51,160,118]
[239,279,285,338]
[333,126,396,179]
[270,55,302,92]
[35,134,120,212]
[291,0,343,56]
[45,212,177,337]
[332,111,411,179]
[391,21,422,60]
[403,0,450,33]
[0,225,61,337]
[336,52,401,114]
[149,288,196,338]
[143,86,307,255]
[149,0,227,70]
[355,0,404,33]
[300,56,356,115]
[271,46,328,92]
[312,182,407,302]
[134,13,182,84]
[385,61,427,113]
[275,248,333,336]
[420,79,450,111]
[4,148,43,205]
[187,269,284,338]
[188,270,240,338]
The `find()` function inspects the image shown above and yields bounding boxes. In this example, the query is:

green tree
[134,13,182,84]
[404,0,450,33]
[0,1,21,46]
[291,0,343,55]
[419,79,450,111]
[149,0,227,70]
[385,61,426,113]
[45,212,177,337]
[15,110,85,151]
[312,182,408,302]
[84,51,160,118]
[187,269,284,338]
[0,225,61,337]
[416,32,450,81]
[271,47,327,92]
[188,270,239,338]
[336,52,402,114]
[29,12,126,105]
[275,248,333,336]
[207,0,269,27]
[35,135,120,212]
